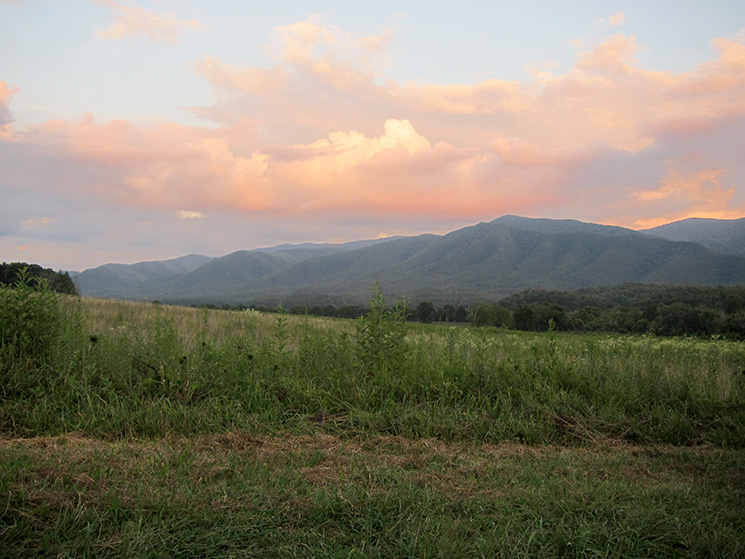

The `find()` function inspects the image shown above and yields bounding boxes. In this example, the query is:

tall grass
[2,290,745,556]
[1,293,743,446]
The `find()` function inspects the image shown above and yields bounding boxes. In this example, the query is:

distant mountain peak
[642,217,745,257]
[74,216,745,305]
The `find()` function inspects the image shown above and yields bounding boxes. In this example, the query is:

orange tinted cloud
[250,119,566,217]
[607,11,626,28]
[96,0,203,42]
[196,57,288,95]
[0,81,18,139]
[8,113,268,211]
[631,166,745,228]
[271,15,393,80]
[3,17,745,268]
[194,20,745,158]
[0,81,17,122]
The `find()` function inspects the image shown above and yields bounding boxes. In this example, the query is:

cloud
[608,11,626,27]
[194,20,743,154]
[95,0,203,42]
[270,14,393,77]
[0,81,18,125]
[3,17,745,269]
[178,211,203,220]
[0,81,19,142]
[630,165,744,227]
[575,33,641,74]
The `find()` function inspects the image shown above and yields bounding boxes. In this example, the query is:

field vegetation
[1,275,744,557]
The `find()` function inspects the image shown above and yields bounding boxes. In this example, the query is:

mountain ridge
[641,217,745,256]
[74,216,745,305]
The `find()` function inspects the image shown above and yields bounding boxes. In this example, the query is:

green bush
[355,283,408,373]
[0,268,63,366]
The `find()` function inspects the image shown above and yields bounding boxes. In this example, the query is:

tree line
[7,259,742,338]
[467,284,745,338]
[273,284,745,339]
[195,283,745,339]
[0,262,78,295]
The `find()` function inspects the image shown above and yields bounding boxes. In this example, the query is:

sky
[2,1,745,271]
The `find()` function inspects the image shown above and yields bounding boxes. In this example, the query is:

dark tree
[416,301,436,323]
[0,262,78,295]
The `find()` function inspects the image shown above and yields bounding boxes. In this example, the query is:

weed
[355,283,408,374]
[273,303,290,357]
[0,268,62,365]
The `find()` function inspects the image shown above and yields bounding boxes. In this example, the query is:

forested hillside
[643,217,745,256]
[74,216,745,306]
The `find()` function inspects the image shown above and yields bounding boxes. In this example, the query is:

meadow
[1,280,744,557]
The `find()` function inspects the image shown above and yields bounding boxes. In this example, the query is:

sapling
[355,283,408,374]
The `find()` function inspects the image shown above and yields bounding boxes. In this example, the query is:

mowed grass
[2,434,743,558]
[1,294,745,557]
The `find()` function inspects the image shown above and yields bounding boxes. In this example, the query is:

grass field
[1,289,744,557]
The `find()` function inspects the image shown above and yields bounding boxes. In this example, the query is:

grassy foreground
[1,293,744,557]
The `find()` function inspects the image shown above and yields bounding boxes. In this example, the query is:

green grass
[2,434,743,558]
[1,293,744,556]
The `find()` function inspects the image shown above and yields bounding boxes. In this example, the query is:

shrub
[355,283,408,373]
[0,268,63,366]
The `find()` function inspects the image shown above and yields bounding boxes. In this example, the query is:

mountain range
[641,217,745,257]
[73,215,745,306]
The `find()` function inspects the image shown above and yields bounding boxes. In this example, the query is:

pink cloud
[196,57,288,95]
[250,120,568,218]
[29,114,199,166]
[607,11,626,28]
[95,0,203,43]
[193,23,745,157]
[490,137,586,168]
[3,18,745,271]
[0,81,18,135]
[575,33,642,74]
[270,15,393,78]
[630,166,744,227]
[4,112,269,213]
